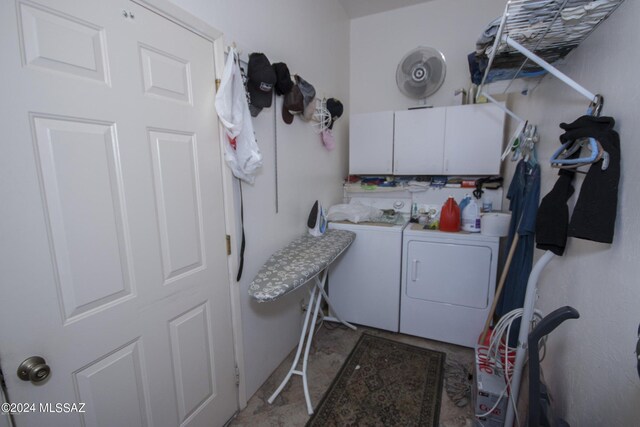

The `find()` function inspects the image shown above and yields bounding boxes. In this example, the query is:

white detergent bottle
[461,198,481,232]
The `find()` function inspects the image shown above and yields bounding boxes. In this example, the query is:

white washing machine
[400,224,499,348]
[328,196,410,332]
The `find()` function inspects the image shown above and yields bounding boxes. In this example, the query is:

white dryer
[328,196,410,332]
[400,224,499,348]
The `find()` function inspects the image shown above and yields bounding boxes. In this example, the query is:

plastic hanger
[550,94,609,171]
[549,137,599,166]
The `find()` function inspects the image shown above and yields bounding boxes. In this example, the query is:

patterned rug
[307,333,445,426]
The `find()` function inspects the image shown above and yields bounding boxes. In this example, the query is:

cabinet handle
[411,259,419,281]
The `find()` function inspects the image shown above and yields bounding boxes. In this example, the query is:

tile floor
[229,323,475,427]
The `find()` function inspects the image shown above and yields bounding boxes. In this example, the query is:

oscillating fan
[396,46,446,99]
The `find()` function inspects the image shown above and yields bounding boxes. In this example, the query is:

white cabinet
[393,108,446,175]
[349,111,394,175]
[444,104,504,175]
[348,104,505,176]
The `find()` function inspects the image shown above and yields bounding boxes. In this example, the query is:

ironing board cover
[249,229,356,303]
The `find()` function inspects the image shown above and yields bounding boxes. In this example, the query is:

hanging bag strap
[236,180,246,281]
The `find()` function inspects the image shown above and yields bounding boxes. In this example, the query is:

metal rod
[476,1,511,102]
[482,92,525,123]
[273,93,279,213]
[505,37,596,102]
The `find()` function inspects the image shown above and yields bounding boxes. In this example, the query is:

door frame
[131,0,247,409]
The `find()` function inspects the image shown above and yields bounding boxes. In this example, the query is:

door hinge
[226,235,231,255]
[215,78,221,91]
[234,364,240,386]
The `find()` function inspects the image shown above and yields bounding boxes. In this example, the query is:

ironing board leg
[267,268,355,414]
[314,271,357,331]
[300,282,324,414]
[267,286,322,415]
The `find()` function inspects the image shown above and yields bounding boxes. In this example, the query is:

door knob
[17,356,51,383]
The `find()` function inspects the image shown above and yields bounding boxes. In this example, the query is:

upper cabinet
[349,104,505,176]
[393,108,446,175]
[443,104,504,175]
[349,111,394,175]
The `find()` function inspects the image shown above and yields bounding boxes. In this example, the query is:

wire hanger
[550,94,609,171]
[502,119,528,162]
[521,124,538,167]
[509,121,537,165]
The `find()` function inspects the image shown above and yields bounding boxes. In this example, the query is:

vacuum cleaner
[528,306,580,427]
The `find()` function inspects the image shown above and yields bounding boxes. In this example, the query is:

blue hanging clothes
[496,160,541,322]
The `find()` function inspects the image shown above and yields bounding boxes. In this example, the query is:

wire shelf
[478,0,625,94]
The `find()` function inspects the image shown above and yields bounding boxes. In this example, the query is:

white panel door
[0,1,237,426]
[443,104,505,175]
[393,108,446,175]
[349,111,394,174]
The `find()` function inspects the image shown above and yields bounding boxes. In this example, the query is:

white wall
[349,0,506,113]
[169,0,350,399]
[505,1,640,424]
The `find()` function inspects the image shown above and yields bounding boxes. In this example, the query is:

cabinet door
[349,111,394,174]
[444,104,505,175]
[405,240,491,309]
[393,108,446,175]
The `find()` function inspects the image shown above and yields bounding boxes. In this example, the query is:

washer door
[405,240,492,309]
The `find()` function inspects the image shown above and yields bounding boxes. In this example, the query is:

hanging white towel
[215,47,263,184]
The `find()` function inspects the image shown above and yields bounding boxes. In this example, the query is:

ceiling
[338,0,432,19]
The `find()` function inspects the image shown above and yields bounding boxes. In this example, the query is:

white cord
[485,308,544,377]
[475,307,545,426]
[475,375,510,418]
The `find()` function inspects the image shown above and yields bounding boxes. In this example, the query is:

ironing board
[248,229,357,414]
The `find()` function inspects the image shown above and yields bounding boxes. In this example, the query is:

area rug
[307,333,445,426]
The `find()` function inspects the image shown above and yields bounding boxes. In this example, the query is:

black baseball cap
[247,53,276,116]
[326,98,343,129]
[272,62,293,96]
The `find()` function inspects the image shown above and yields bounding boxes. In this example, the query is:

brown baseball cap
[282,84,304,124]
